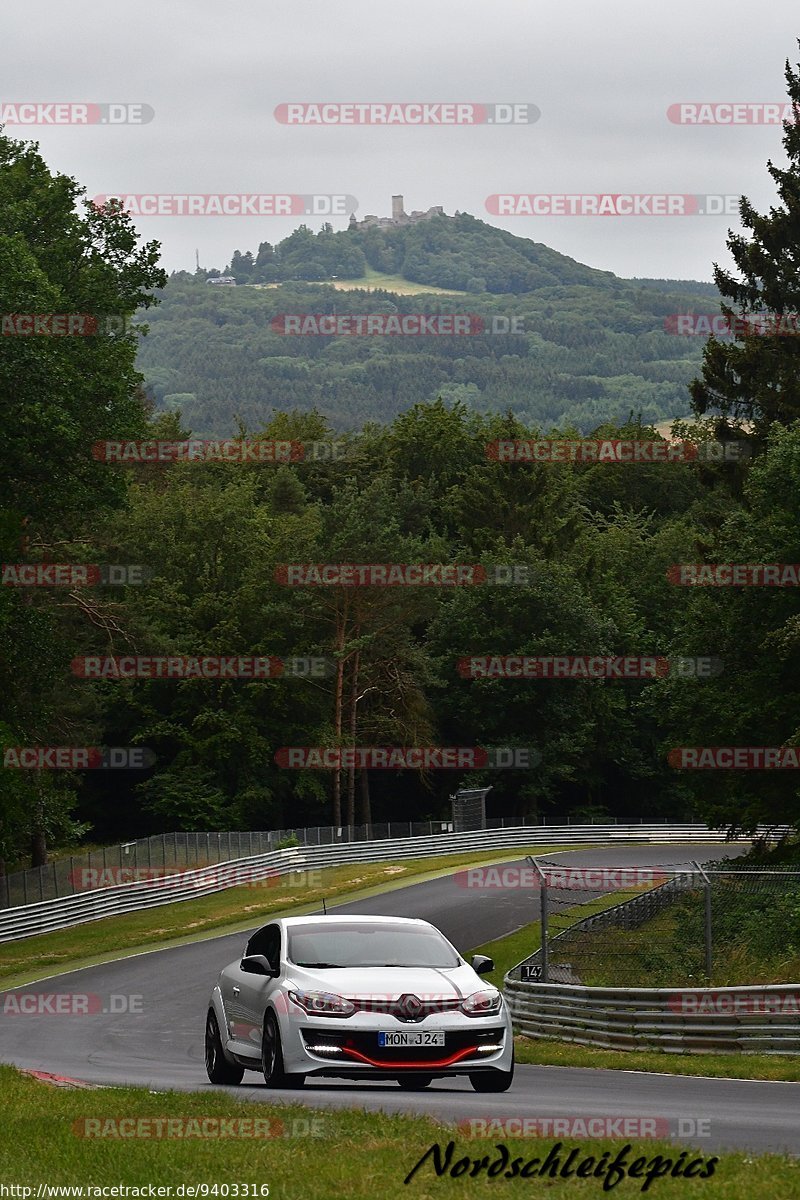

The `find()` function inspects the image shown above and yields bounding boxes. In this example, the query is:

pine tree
[691,45,800,433]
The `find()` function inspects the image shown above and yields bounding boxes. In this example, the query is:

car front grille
[301,1027,505,1066]
[348,996,462,1022]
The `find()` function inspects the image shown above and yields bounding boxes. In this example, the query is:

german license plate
[378,1031,445,1047]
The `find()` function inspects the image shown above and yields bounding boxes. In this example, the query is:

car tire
[261,1011,305,1089]
[469,1058,514,1093]
[205,1010,244,1085]
[396,1075,433,1090]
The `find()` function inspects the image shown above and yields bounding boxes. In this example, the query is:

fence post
[692,860,713,980]
[528,856,548,983]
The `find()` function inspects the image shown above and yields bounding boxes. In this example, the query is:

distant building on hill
[207,276,236,286]
[349,195,445,231]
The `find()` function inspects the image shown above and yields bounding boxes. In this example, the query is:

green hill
[136,214,719,436]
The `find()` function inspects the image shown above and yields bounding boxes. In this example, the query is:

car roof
[273,914,433,930]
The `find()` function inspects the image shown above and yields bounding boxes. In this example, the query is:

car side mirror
[240,954,277,977]
[471,954,495,976]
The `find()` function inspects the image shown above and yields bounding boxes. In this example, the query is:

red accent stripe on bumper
[340,1045,480,1069]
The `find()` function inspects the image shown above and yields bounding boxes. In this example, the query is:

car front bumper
[278,1008,514,1078]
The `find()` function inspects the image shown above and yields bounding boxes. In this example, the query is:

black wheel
[469,1064,514,1093]
[261,1011,305,1089]
[205,1010,244,1085]
[396,1075,433,1090]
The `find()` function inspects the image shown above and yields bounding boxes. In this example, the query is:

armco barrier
[0,823,782,943]
[503,978,800,1053]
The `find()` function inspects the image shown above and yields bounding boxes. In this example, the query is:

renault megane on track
[205,914,514,1091]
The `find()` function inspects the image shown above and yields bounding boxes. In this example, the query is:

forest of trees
[4,48,800,872]
[137,269,716,438]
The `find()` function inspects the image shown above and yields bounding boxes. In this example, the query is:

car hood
[284,963,489,999]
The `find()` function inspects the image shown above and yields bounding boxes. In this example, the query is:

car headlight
[461,990,502,1017]
[288,989,355,1017]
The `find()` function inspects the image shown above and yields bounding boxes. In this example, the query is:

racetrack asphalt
[3,841,798,1156]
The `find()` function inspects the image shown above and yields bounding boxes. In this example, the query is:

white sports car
[205,914,514,1091]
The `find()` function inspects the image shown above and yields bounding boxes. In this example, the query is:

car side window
[245,924,281,970]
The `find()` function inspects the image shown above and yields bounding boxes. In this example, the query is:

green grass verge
[0,847,571,988]
[1,1065,795,1199]
[470,891,645,988]
[513,1037,800,1082]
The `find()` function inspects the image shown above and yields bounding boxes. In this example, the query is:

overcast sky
[4,1,799,282]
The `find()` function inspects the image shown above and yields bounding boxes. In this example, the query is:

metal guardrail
[0,823,782,943]
[2,816,623,908]
[504,850,800,1053]
[2,814,768,910]
[508,873,698,984]
[503,978,800,1053]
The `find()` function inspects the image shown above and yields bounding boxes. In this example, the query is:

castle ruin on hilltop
[349,195,446,231]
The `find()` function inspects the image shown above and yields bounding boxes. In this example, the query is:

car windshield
[287,923,460,968]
